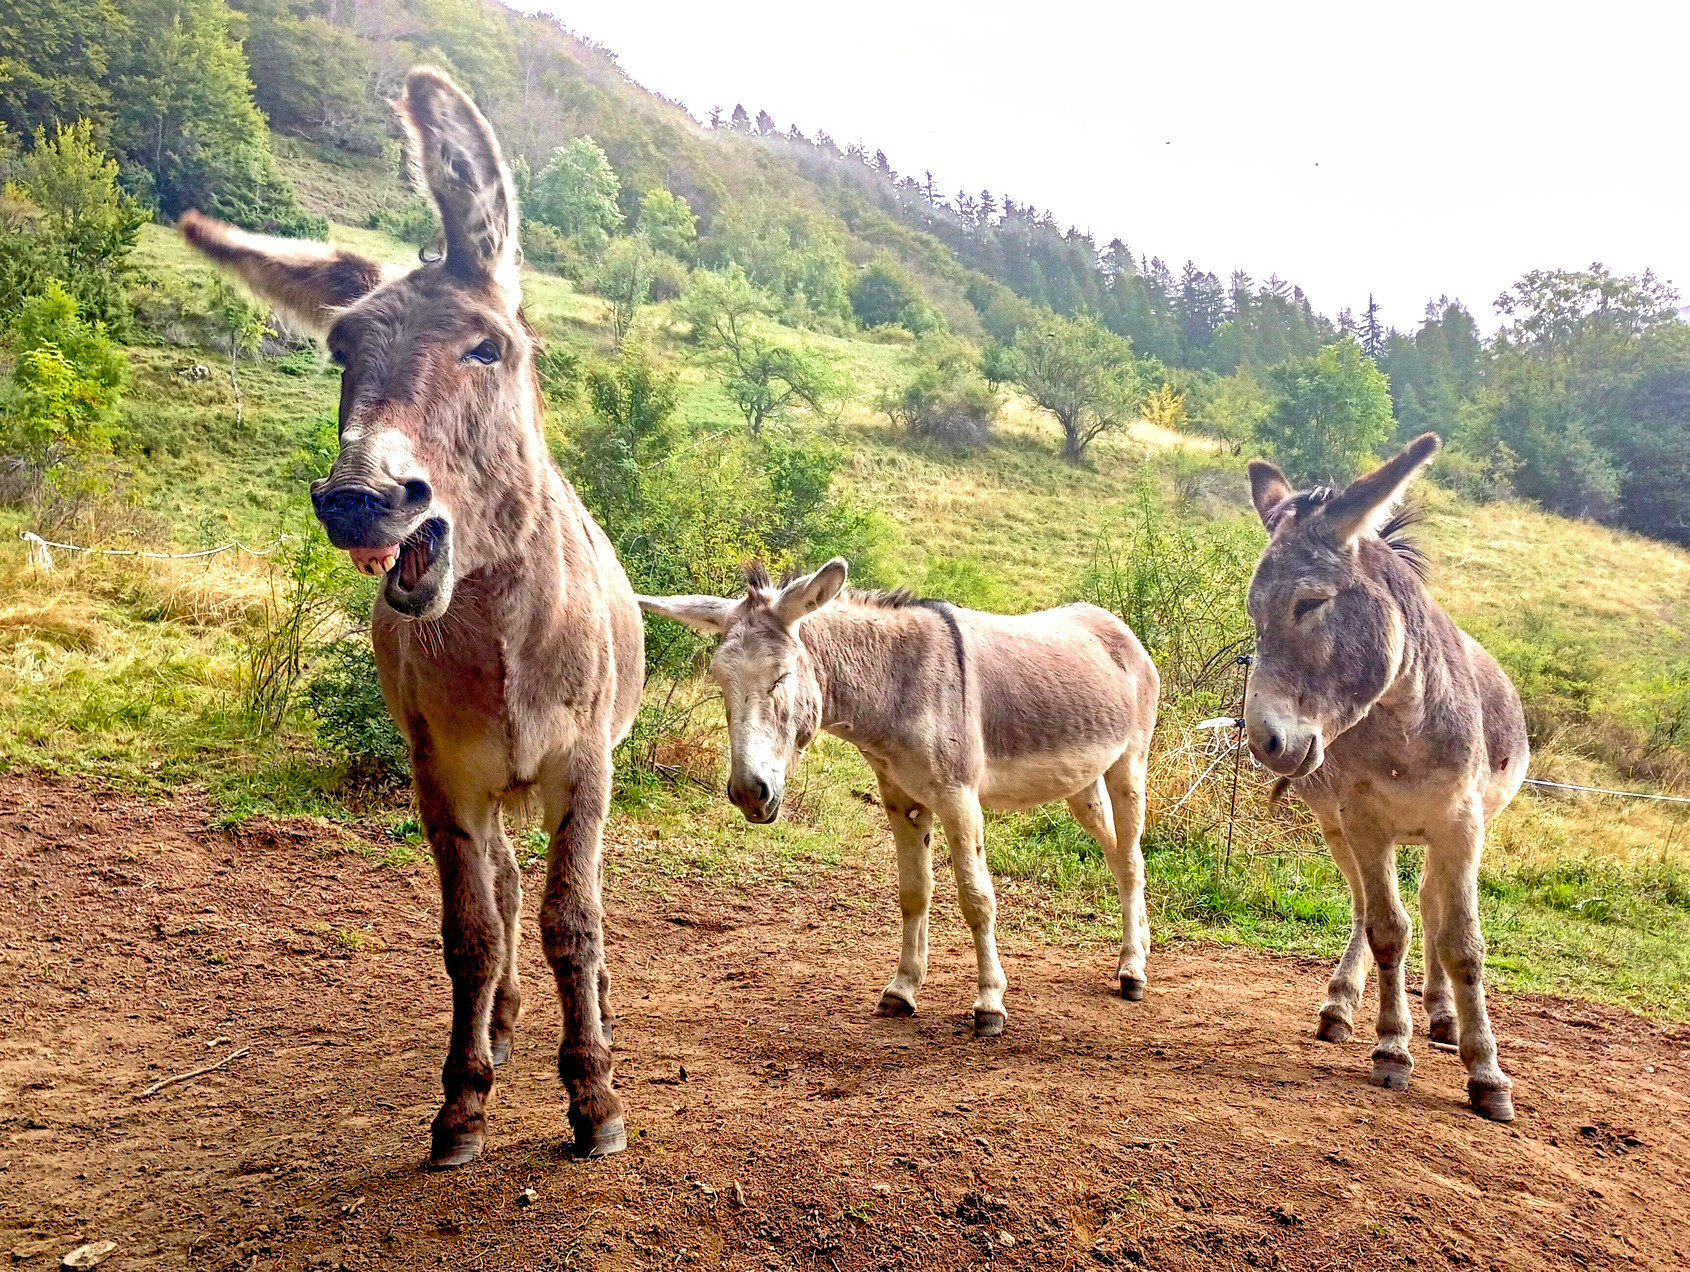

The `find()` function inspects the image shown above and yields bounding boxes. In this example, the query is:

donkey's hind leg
[873,770,934,1018]
[489,813,522,1068]
[1310,806,1370,1044]
[1417,868,1456,1046]
[935,787,1008,1038]
[1424,802,1512,1121]
[1101,753,1152,1000]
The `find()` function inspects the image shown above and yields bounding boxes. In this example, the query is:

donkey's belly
[977,744,1122,811]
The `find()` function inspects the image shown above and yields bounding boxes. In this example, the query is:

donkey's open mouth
[348,517,453,619]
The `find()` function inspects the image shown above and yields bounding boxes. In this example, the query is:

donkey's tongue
[349,544,399,576]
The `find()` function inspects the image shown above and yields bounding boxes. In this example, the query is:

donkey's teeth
[349,545,400,576]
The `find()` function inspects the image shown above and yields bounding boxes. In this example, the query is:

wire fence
[21,530,294,572]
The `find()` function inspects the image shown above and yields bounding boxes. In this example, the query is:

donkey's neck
[798,604,909,751]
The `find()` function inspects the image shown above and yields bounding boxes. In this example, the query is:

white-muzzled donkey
[182,68,643,1165]
[1244,433,1527,1121]
[640,560,1160,1035]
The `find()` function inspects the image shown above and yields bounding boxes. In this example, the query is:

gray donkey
[1244,433,1526,1121]
[182,68,642,1165]
[640,561,1159,1034]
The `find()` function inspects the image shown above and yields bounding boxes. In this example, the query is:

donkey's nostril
[402,478,433,508]
[754,777,772,806]
[313,485,385,518]
[1265,732,1283,757]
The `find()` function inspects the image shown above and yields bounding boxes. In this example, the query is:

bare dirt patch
[1,775,1687,1270]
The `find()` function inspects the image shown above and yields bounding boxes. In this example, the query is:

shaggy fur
[641,561,1161,1030]
[182,68,642,1166]
[1244,434,1528,1122]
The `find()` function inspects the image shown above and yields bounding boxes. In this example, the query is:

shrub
[526,137,623,254]
[1257,338,1395,484]
[879,340,998,447]
[1076,482,1260,709]
[237,528,349,735]
[303,641,408,784]
[0,282,127,501]
[637,187,697,260]
[366,196,438,247]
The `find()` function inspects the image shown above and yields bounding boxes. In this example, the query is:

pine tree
[977,189,997,222]
[1361,293,1386,360]
[730,103,750,131]
[708,105,723,129]
[754,109,775,136]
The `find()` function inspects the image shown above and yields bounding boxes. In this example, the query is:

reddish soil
[1,775,1687,1272]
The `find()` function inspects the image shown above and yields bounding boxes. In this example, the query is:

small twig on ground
[137,1046,250,1098]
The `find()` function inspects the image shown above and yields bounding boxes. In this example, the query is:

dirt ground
[2,775,1687,1272]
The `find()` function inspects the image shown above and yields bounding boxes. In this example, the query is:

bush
[0,282,127,501]
[526,136,623,254]
[879,339,998,447]
[366,196,438,247]
[303,641,409,784]
[1257,338,1395,484]
[637,187,697,260]
[1076,482,1260,709]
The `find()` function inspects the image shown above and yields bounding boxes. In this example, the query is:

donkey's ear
[1247,458,1295,527]
[638,594,735,636]
[772,558,848,628]
[1324,432,1442,544]
[179,211,384,337]
[396,67,519,296]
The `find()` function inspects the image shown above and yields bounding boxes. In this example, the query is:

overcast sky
[528,2,1687,332]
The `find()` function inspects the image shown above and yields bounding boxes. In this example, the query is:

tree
[0,0,124,136]
[526,136,623,253]
[636,186,697,260]
[729,103,750,132]
[233,0,380,152]
[569,349,680,533]
[593,233,655,351]
[3,122,147,331]
[108,0,320,233]
[1256,338,1395,483]
[1360,294,1386,361]
[0,282,126,498]
[849,259,918,328]
[754,109,775,136]
[1011,313,1149,460]
[205,275,266,430]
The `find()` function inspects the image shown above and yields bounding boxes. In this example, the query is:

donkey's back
[952,602,1158,810]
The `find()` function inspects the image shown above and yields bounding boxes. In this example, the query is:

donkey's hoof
[973,1010,1007,1039]
[874,993,916,1018]
[1119,976,1146,1002]
[490,1036,512,1068]
[1369,1056,1413,1091]
[576,1116,627,1160]
[1428,1014,1458,1047]
[1468,1080,1515,1123]
[429,1127,485,1170]
[1315,1013,1352,1044]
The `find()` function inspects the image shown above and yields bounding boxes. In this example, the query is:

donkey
[640,560,1159,1033]
[1243,433,1527,1121]
[181,68,643,1165]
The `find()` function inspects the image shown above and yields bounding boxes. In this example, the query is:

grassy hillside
[3,203,1689,1022]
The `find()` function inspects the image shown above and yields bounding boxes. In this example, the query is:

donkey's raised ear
[1247,458,1295,528]
[179,211,384,337]
[638,594,736,636]
[771,558,848,628]
[397,67,519,296]
[1324,432,1442,544]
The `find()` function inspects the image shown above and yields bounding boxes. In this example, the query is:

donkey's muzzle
[730,774,780,824]
[311,479,433,550]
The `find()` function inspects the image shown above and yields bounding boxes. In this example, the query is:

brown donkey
[1244,434,1527,1121]
[640,560,1159,1032]
[181,68,643,1165]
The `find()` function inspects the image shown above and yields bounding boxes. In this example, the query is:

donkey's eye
[1293,596,1330,621]
[769,672,792,695]
[327,346,347,368]
[462,339,501,365]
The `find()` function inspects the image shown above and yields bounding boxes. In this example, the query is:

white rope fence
[21,530,294,573]
[1172,717,1690,813]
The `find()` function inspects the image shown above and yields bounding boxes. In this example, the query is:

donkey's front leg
[1425,805,1513,1121]
[936,788,1008,1038]
[489,813,523,1068]
[416,762,506,1169]
[1347,819,1414,1091]
[1314,810,1371,1044]
[538,748,624,1158]
[873,771,934,1017]
[1417,870,1457,1046]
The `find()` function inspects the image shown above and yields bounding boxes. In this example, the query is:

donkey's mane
[740,562,946,612]
[1270,489,1428,581]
